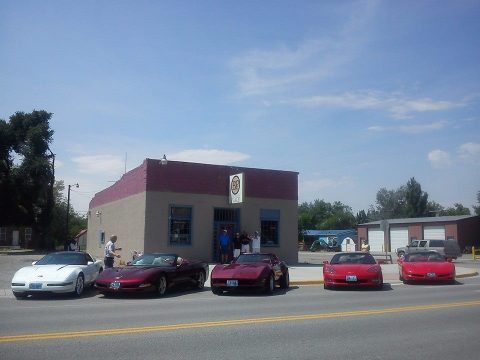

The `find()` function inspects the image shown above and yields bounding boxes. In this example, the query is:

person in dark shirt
[232,232,242,258]
[240,231,251,253]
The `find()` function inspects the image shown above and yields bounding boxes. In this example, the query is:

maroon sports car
[210,253,289,295]
[95,253,208,296]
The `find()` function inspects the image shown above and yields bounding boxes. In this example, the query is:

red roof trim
[89,159,298,209]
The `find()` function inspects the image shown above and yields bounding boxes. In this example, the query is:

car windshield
[235,254,272,264]
[35,252,88,265]
[131,254,176,267]
[405,252,444,262]
[330,253,376,265]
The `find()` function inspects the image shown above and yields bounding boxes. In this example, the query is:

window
[260,209,280,246]
[419,240,428,247]
[169,206,192,245]
[99,231,105,248]
[25,228,32,243]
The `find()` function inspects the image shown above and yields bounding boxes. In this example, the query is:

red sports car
[323,252,383,290]
[94,253,208,296]
[398,251,455,284]
[210,253,289,295]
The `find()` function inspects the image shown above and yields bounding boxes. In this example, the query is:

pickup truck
[396,239,461,259]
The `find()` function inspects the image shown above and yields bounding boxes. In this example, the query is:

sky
[1,0,479,215]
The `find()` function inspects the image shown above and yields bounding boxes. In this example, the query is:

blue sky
[1,1,479,215]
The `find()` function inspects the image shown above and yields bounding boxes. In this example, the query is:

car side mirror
[32,261,37,266]
[446,257,453,262]
[87,261,94,265]
[126,261,132,266]
[323,260,329,265]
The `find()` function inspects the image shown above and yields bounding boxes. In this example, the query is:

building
[357,215,480,253]
[0,226,34,249]
[86,159,299,263]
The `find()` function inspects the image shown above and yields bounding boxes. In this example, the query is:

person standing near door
[232,232,242,258]
[218,229,231,264]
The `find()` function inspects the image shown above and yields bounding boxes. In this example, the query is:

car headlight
[324,266,335,274]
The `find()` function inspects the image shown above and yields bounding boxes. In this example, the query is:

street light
[66,183,79,247]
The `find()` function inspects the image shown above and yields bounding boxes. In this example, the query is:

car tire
[279,271,289,289]
[196,271,206,289]
[397,251,405,258]
[211,287,223,295]
[323,283,330,290]
[265,273,275,294]
[156,275,167,296]
[13,291,28,299]
[73,273,85,297]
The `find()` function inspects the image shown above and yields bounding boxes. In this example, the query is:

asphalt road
[1,272,479,360]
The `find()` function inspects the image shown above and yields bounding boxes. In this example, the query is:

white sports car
[11,251,103,299]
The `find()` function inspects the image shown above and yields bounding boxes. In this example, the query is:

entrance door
[212,208,240,262]
[12,230,20,248]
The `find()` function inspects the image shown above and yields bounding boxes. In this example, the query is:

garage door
[390,227,408,253]
[423,225,445,240]
[368,229,385,252]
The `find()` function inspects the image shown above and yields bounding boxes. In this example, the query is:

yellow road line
[1,300,479,343]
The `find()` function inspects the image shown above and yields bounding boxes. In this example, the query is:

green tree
[474,191,480,216]
[298,199,356,235]
[405,177,429,217]
[0,110,55,249]
[440,203,471,216]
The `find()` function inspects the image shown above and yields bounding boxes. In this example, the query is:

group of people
[218,229,261,263]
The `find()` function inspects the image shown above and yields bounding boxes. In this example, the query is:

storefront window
[169,206,192,245]
[260,209,280,246]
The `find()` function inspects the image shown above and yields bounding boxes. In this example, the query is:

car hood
[97,266,161,281]
[212,263,268,279]
[403,262,455,272]
[13,265,79,282]
[329,264,378,275]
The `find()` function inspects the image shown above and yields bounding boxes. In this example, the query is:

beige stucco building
[87,159,299,264]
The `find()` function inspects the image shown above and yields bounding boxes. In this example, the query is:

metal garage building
[357,215,480,253]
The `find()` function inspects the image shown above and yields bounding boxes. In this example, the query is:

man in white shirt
[104,235,121,268]
[251,231,261,253]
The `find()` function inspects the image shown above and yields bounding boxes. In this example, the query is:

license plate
[29,283,42,290]
[226,280,238,287]
[346,275,357,282]
[426,272,436,278]
[110,281,121,290]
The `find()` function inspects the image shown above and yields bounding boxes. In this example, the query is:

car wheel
[399,272,403,281]
[397,251,405,258]
[279,270,289,289]
[211,287,223,295]
[156,275,167,296]
[13,291,28,299]
[323,283,330,290]
[402,279,409,285]
[196,271,206,289]
[73,273,85,297]
[265,273,275,294]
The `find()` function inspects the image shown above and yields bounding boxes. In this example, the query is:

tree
[474,191,480,216]
[372,186,406,219]
[440,203,471,216]
[0,110,55,249]
[356,210,369,224]
[405,177,429,217]
[298,199,356,235]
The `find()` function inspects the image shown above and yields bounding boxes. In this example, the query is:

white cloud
[72,154,124,175]
[427,150,452,169]
[459,142,480,159]
[300,176,355,195]
[292,91,465,119]
[368,121,446,134]
[169,149,250,165]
